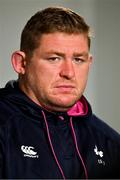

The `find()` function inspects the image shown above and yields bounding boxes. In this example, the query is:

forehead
[38,32,89,52]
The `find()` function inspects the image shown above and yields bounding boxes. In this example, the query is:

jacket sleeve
[0,145,3,178]
[0,125,5,179]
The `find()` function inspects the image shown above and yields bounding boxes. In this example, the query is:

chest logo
[94,145,103,157]
[94,145,105,165]
[21,145,39,158]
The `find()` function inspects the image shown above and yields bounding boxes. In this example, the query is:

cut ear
[11,51,26,74]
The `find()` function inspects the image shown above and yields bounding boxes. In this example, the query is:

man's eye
[47,57,60,61]
[74,58,85,63]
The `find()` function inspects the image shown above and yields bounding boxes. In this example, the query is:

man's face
[21,32,92,111]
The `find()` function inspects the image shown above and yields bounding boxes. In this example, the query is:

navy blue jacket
[0,81,120,179]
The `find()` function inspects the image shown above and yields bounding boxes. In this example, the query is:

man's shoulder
[90,114,120,145]
[0,85,20,126]
[0,86,14,110]
[0,80,18,98]
[0,99,14,126]
[0,86,9,98]
[0,86,11,109]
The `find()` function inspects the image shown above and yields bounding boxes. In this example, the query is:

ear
[11,51,26,74]
[89,54,93,66]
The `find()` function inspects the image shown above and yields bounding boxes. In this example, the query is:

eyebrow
[44,51,89,57]
[73,52,89,58]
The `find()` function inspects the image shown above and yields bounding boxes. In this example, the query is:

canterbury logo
[21,145,39,158]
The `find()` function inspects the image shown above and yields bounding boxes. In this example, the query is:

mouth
[54,85,75,93]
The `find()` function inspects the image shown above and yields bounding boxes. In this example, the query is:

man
[0,7,120,179]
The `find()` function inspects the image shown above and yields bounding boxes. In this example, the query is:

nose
[60,59,75,79]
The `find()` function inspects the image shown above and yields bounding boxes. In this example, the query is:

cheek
[76,67,90,85]
[35,68,55,90]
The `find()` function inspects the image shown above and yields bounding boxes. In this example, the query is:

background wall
[0,0,120,132]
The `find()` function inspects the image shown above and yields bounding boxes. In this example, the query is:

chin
[54,97,77,108]
[47,94,80,111]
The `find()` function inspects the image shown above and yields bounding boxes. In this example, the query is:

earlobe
[11,51,26,74]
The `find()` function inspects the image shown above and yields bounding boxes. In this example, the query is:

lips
[55,84,75,88]
[54,84,75,93]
